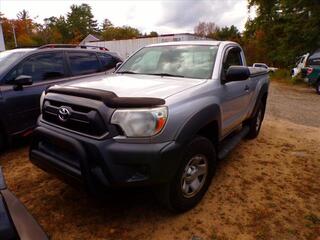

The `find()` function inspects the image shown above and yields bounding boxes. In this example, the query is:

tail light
[307,68,313,75]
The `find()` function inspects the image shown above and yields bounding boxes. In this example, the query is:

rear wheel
[155,136,216,212]
[246,102,265,139]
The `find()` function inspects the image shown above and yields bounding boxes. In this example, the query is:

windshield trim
[0,50,32,77]
[115,44,218,80]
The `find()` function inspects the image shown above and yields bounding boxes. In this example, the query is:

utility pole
[12,24,17,48]
[0,23,5,51]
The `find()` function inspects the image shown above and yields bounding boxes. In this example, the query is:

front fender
[175,104,221,144]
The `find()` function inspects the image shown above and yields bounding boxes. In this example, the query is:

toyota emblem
[58,106,71,122]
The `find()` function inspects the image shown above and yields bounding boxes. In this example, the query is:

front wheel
[155,136,216,212]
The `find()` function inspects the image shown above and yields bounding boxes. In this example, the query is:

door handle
[244,85,250,92]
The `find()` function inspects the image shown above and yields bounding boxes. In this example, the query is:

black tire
[246,102,265,139]
[316,81,320,95]
[155,136,216,213]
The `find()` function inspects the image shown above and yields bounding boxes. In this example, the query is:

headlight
[40,91,45,113]
[111,107,168,137]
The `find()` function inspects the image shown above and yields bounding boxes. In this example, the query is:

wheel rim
[256,109,262,132]
[181,154,208,198]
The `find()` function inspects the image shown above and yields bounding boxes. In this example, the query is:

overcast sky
[0,0,256,34]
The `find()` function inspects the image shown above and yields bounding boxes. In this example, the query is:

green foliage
[244,0,320,68]
[1,4,143,47]
[102,18,113,30]
[42,16,71,43]
[271,69,291,81]
[212,25,241,42]
[67,4,99,43]
[101,26,141,41]
[149,31,158,37]
[1,1,319,75]
[194,22,241,43]
[271,69,305,85]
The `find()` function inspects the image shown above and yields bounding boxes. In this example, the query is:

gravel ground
[0,81,319,240]
[266,82,320,127]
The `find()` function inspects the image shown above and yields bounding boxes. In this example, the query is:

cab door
[0,51,70,135]
[219,47,252,137]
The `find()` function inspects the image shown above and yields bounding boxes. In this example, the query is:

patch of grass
[271,69,291,81]
[305,214,320,225]
[287,228,298,236]
[210,230,228,240]
[271,69,305,85]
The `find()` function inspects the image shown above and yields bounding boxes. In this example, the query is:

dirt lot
[1,81,319,240]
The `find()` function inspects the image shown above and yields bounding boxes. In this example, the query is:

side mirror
[225,66,250,83]
[115,62,123,70]
[13,75,33,90]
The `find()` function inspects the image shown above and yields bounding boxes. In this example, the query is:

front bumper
[30,124,182,193]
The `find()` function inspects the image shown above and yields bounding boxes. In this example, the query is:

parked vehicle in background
[30,41,269,212]
[301,52,320,94]
[0,45,122,151]
[291,53,309,78]
[0,167,48,240]
[253,63,278,73]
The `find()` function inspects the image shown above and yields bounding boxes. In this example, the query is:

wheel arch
[250,83,269,119]
[175,104,221,146]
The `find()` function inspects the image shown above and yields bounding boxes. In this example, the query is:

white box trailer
[86,33,204,59]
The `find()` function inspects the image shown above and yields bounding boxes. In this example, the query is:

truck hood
[66,74,207,99]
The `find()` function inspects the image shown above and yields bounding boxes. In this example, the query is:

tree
[101,26,141,41]
[1,3,153,47]
[41,16,70,43]
[102,18,113,30]
[0,12,4,21]
[17,10,30,20]
[244,0,320,67]
[149,31,158,37]
[67,3,99,43]
[194,21,219,38]
[213,25,241,42]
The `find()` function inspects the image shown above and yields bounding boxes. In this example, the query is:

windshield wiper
[143,73,185,78]
[117,70,138,74]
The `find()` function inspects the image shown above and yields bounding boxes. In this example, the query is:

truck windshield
[117,45,218,79]
[0,50,29,72]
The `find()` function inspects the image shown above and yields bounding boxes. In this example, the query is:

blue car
[0,45,122,151]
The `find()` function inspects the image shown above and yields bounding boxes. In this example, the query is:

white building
[0,23,5,51]
[79,34,100,45]
[84,33,205,59]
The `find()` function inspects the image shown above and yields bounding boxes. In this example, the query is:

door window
[68,52,100,76]
[97,53,117,71]
[6,52,65,83]
[223,48,243,71]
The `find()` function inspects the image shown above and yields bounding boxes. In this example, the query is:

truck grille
[42,100,108,137]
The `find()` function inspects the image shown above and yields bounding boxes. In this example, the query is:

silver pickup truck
[30,41,269,212]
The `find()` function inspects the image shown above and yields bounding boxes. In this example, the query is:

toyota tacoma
[30,41,269,212]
